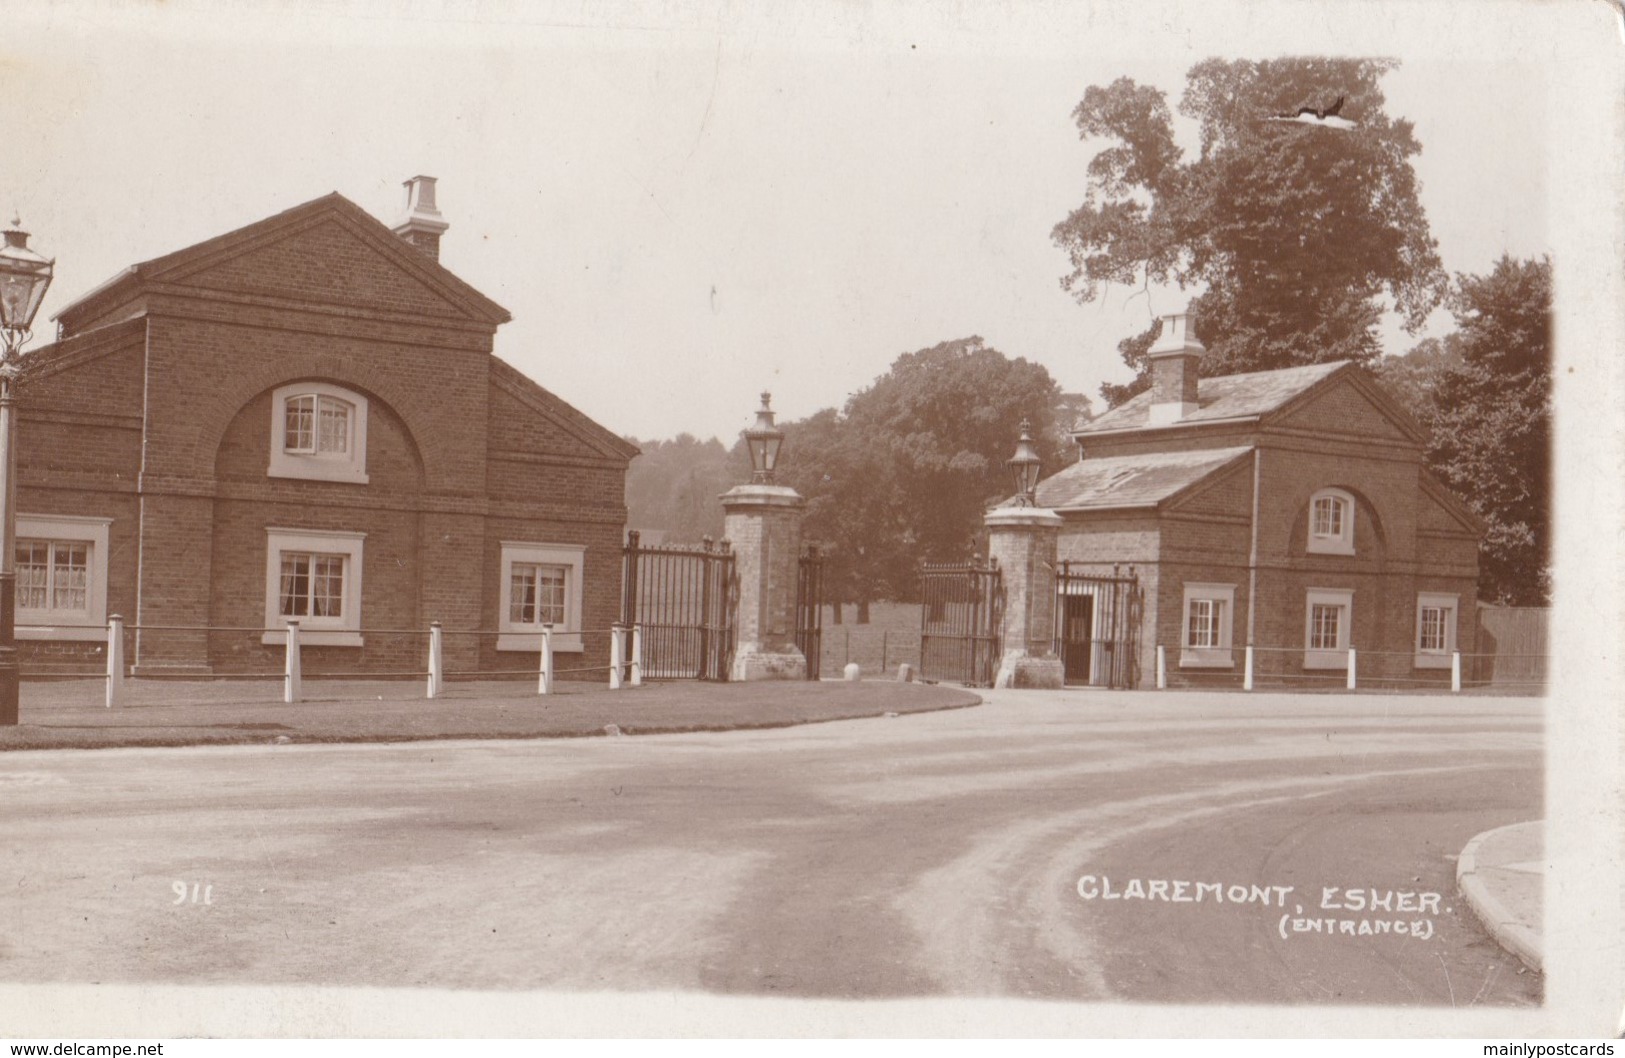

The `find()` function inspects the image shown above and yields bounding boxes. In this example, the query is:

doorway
[1060,594,1094,686]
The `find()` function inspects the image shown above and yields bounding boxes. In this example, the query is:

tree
[781,337,1068,615]
[773,408,910,621]
[1370,333,1464,423]
[623,433,733,542]
[1057,390,1096,431]
[1422,255,1552,605]
[1052,58,1447,406]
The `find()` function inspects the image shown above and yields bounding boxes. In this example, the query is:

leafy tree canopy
[626,345,1082,610]
[1420,255,1552,604]
[1370,333,1463,424]
[623,433,733,543]
[1052,57,1447,405]
[776,337,1068,606]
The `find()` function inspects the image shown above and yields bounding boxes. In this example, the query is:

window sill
[266,471,368,487]
[1306,541,1355,556]
[260,630,363,647]
[17,625,105,642]
[1303,650,1349,670]
[267,459,369,485]
[1179,649,1234,669]
[497,632,584,653]
[1413,653,1453,670]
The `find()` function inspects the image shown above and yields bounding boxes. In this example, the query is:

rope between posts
[118,624,278,634]
[440,664,623,679]
[436,629,587,638]
[282,671,433,680]
[117,672,293,682]
[76,616,649,708]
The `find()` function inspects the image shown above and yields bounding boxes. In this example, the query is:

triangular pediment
[57,193,510,331]
[1269,371,1425,444]
[169,216,476,319]
[1165,453,1254,516]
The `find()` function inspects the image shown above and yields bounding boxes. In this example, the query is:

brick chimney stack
[392,176,449,261]
[1145,308,1205,425]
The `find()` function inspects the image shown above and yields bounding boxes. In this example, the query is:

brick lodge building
[1035,311,1484,690]
[14,177,637,678]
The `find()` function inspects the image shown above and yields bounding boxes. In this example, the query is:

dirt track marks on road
[897,763,1502,999]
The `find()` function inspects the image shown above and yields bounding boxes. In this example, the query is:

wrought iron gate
[795,545,824,680]
[621,531,737,680]
[919,558,1003,686]
[1055,562,1142,689]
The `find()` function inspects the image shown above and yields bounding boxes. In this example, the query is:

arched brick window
[267,381,369,484]
[1307,488,1355,555]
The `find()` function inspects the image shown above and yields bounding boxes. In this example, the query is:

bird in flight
[1265,95,1357,130]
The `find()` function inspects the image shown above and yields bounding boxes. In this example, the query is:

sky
[0,1,1564,445]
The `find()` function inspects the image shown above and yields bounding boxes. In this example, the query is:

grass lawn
[0,676,980,752]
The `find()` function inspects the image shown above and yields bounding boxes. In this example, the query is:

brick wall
[1150,353,1199,405]
[986,518,1060,660]
[134,493,217,672]
[14,199,632,682]
[1055,512,1161,566]
[723,497,805,658]
[145,314,491,494]
[13,328,147,671]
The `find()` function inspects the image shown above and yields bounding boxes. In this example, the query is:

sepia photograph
[0,0,1619,1041]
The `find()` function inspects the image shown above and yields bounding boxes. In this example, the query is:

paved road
[0,690,1541,1005]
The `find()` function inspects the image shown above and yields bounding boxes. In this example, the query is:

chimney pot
[393,175,449,261]
[1145,308,1204,424]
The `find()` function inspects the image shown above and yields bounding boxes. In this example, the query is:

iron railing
[795,545,824,680]
[1054,562,1142,690]
[620,531,737,681]
[918,558,1003,687]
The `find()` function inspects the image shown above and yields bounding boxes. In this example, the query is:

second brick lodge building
[1035,310,1485,690]
[15,177,637,677]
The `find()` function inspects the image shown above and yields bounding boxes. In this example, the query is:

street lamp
[1006,418,1042,507]
[0,218,54,726]
[742,391,784,485]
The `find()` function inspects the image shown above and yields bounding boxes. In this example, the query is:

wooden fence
[1473,605,1548,688]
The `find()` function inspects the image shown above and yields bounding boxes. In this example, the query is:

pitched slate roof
[1035,446,1253,511]
[1074,361,1349,435]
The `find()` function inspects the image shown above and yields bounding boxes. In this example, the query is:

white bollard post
[609,624,625,689]
[630,624,643,687]
[1155,645,1167,689]
[1243,645,1255,691]
[105,614,125,708]
[426,621,443,699]
[284,620,302,704]
[1346,647,1357,691]
[1451,650,1462,693]
[538,624,555,696]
